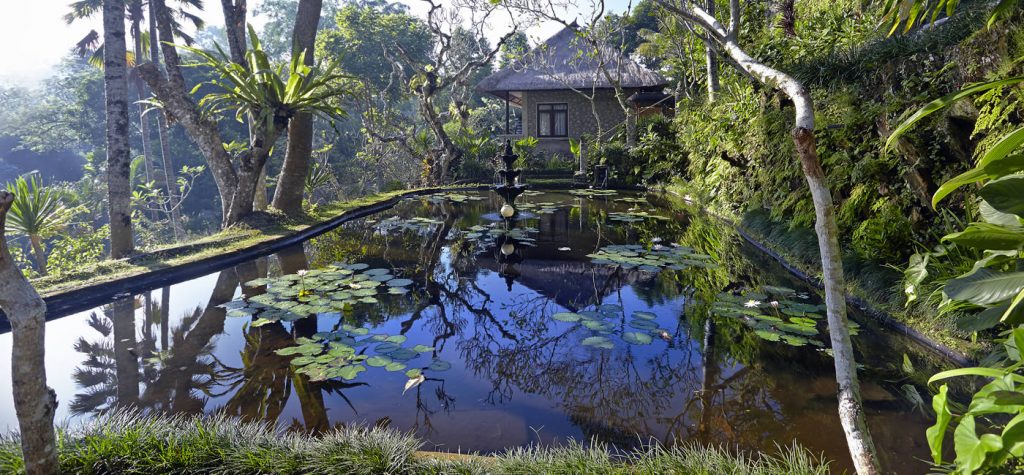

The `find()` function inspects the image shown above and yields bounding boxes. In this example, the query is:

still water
[0,190,948,473]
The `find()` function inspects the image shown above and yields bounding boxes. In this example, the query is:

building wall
[520,89,628,157]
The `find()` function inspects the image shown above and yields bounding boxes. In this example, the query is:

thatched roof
[477,25,667,97]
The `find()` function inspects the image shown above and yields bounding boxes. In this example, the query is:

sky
[0,0,633,89]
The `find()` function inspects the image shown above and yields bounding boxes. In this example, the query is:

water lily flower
[743,300,761,308]
[297,269,308,276]
[403,374,426,395]
[770,301,779,308]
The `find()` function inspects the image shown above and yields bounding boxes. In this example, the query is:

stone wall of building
[520,89,629,157]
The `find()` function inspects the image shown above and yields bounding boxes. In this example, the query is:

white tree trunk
[723,38,882,475]
[0,191,58,475]
[652,1,882,472]
[704,0,720,102]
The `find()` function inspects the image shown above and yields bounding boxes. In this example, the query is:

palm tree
[66,0,202,237]
[5,175,72,276]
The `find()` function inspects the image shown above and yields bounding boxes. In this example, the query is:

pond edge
[0,185,490,333]
[685,198,974,367]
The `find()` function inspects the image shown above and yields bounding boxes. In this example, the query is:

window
[537,103,568,137]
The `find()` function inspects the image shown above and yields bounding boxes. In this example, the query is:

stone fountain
[493,140,526,290]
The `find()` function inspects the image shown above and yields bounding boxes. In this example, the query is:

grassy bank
[30,187,483,298]
[0,411,830,474]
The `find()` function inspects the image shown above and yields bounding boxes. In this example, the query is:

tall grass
[0,410,831,474]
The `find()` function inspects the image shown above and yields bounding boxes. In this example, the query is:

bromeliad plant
[180,25,349,129]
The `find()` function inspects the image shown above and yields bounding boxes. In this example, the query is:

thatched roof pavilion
[478,25,668,101]
[477,25,669,154]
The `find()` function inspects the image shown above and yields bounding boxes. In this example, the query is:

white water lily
[743,300,761,308]
[770,301,780,308]
[403,374,425,395]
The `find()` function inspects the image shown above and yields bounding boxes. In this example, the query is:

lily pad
[629,319,659,330]
[633,311,657,320]
[428,359,452,371]
[366,356,392,367]
[623,332,653,345]
[552,312,583,322]
[582,336,615,349]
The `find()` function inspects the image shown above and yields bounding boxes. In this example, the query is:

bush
[382,180,407,193]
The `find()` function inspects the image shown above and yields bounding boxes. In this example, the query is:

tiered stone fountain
[493,140,526,290]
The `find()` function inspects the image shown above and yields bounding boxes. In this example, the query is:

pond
[0,189,948,473]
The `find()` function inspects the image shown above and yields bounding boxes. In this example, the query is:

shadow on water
[0,190,954,473]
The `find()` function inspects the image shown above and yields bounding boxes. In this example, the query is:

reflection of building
[477,25,670,157]
[480,203,651,310]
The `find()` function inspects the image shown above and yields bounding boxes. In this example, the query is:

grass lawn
[0,411,831,474]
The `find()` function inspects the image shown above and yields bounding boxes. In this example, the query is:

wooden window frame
[537,103,568,138]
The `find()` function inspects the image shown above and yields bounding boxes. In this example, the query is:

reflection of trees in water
[64,191,930,464]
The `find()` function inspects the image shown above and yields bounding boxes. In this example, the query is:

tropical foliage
[5,175,75,276]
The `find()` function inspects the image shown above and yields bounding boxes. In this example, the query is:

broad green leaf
[929,366,1024,385]
[980,126,1024,169]
[979,175,1024,218]
[944,269,1024,306]
[982,153,1024,177]
[888,77,1024,155]
[979,200,1022,227]
[904,253,930,304]
[956,304,1009,333]
[1001,412,1024,458]
[932,166,988,208]
[953,415,1003,473]
[942,222,1024,250]
[927,385,951,464]
[1004,289,1024,324]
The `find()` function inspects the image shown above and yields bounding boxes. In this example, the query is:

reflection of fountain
[493,140,527,291]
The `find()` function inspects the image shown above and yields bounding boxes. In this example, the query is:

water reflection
[0,190,943,473]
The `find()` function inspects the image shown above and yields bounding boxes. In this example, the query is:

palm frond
[4,175,73,238]
[64,0,103,24]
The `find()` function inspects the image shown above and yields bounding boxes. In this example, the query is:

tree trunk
[704,0,720,102]
[112,297,140,405]
[225,124,285,225]
[139,0,239,227]
[254,165,269,211]
[132,14,155,188]
[0,191,58,475]
[148,0,184,241]
[105,0,135,258]
[272,0,323,216]
[720,38,883,475]
[221,0,249,68]
[28,235,47,277]
[160,286,170,352]
[651,1,882,472]
[778,0,796,36]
